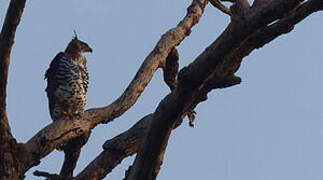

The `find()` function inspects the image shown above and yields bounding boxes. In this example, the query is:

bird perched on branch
[44,32,93,178]
[45,32,92,121]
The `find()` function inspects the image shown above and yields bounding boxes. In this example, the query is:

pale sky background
[1,0,323,179]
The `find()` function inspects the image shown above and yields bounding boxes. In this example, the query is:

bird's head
[65,37,93,54]
[65,32,92,65]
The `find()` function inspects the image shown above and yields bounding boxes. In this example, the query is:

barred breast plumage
[45,52,89,121]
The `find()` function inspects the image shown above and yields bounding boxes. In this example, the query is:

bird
[45,33,92,121]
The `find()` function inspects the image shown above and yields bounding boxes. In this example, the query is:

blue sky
[1,0,323,179]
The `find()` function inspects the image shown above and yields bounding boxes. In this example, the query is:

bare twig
[209,0,231,15]
[33,170,70,180]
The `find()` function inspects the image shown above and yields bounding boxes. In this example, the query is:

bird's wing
[45,52,65,119]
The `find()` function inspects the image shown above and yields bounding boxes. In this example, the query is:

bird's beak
[85,46,93,53]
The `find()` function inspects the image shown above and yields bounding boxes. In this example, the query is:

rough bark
[0,0,27,179]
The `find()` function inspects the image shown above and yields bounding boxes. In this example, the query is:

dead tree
[0,0,322,179]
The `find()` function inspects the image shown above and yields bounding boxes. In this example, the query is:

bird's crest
[73,30,78,40]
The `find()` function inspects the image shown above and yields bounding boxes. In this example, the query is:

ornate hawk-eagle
[45,35,92,121]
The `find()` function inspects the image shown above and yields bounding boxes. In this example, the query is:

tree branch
[0,0,27,179]
[59,135,89,178]
[252,0,323,49]
[22,0,208,174]
[0,0,26,145]
[33,170,69,180]
[127,1,303,180]
[223,0,323,76]
[209,0,231,15]
[73,114,152,180]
